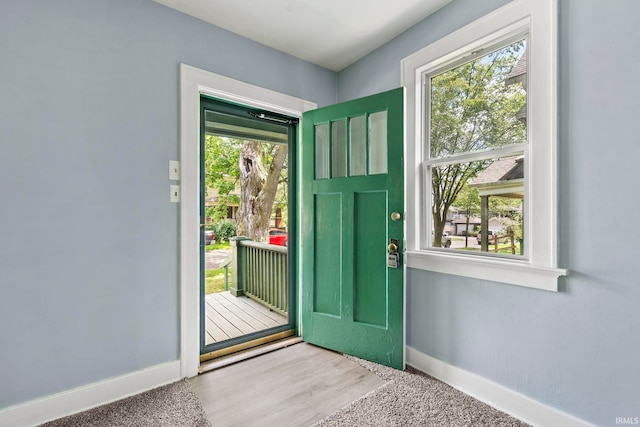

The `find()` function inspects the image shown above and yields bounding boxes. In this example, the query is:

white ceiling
[153,0,452,71]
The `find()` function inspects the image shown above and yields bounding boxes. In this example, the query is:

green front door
[301,88,404,369]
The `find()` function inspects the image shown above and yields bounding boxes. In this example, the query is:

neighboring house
[488,216,515,234]
[205,187,285,228]
[204,187,239,221]
[452,216,481,235]
[506,49,527,123]
[470,156,525,200]
[469,156,524,247]
[2,1,639,427]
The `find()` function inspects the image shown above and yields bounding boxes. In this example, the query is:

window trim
[401,0,567,291]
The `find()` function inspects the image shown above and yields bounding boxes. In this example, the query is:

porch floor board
[205,291,287,345]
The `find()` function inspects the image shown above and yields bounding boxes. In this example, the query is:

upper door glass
[331,119,347,178]
[368,111,387,175]
[349,115,366,176]
[314,112,389,180]
[315,123,329,179]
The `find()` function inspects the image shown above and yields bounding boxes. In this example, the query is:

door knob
[391,212,401,221]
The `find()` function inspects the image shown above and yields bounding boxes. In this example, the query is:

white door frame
[179,64,317,377]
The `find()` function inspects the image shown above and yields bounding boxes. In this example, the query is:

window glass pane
[349,115,366,176]
[431,155,524,257]
[429,39,527,158]
[369,111,387,175]
[331,120,347,178]
[315,123,329,179]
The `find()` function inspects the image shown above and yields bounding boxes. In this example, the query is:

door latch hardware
[387,239,401,268]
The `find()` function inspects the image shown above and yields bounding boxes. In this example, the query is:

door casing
[179,64,316,377]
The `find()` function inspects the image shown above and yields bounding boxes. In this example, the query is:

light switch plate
[170,185,180,203]
[169,160,180,180]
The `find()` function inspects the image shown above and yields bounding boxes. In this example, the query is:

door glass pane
[315,123,329,179]
[331,119,347,178]
[349,115,366,176]
[369,111,387,175]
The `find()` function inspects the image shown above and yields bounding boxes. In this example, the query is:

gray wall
[0,0,335,409]
[338,0,640,425]
[3,0,639,424]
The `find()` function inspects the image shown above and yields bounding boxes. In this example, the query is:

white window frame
[402,0,567,291]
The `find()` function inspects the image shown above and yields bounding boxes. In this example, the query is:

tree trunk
[236,141,287,243]
[432,206,446,248]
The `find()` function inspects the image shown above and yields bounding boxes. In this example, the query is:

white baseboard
[0,360,181,427]
[406,347,594,427]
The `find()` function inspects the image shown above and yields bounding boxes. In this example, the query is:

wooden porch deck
[204,291,288,345]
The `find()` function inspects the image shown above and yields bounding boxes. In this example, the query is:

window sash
[422,153,526,257]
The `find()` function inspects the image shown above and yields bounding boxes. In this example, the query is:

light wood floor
[191,342,387,427]
[205,291,288,345]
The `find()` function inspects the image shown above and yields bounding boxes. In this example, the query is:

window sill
[405,250,568,292]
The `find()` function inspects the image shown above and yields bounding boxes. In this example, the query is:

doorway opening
[199,96,298,361]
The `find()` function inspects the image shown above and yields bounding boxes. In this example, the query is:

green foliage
[488,196,522,217]
[203,134,288,227]
[430,41,526,158]
[205,241,231,251]
[217,220,237,241]
[210,220,236,242]
[204,135,242,222]
[430,40,527,240]
[204,207,220,225]
[205,267,233,294]
[505,223,523,240]
[453,186,480,214]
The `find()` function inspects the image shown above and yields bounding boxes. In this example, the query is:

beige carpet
[314,355,529,427]
[39,348,528,427]
[39,379,209,427]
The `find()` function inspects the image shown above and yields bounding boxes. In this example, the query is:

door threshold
[199,330,296,364]
[199,334,302,374]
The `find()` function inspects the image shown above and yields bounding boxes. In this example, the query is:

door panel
[353,191,387,327]
[301,88,404,369]
[313,193,342,317]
